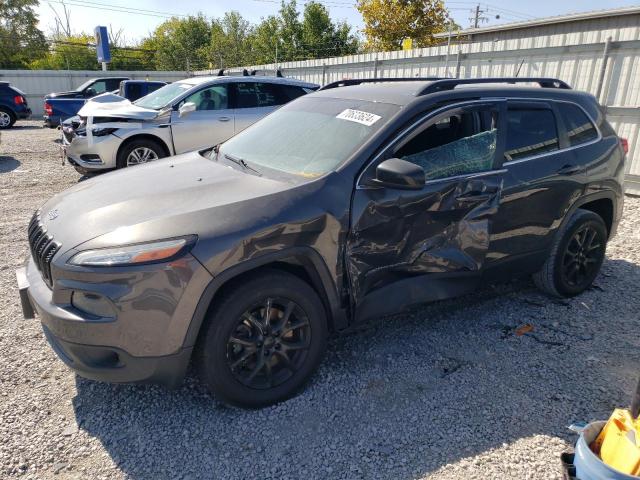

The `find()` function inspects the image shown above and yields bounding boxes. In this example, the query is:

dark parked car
[117,80,167,102]
[43,79,165,128]
[43,77,129,127]
[45,77,129,100]
[0,82,32,129]
[17,77,625,408]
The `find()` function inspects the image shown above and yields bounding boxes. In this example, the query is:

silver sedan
[61,75,318,174]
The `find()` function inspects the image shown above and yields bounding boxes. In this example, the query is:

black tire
[116,138,166,169]
[533,209,607,297]
[0,107,16,129]
[196,270,328,408]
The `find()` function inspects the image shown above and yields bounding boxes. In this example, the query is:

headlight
[68,237,194,267]
[91,127,118,137]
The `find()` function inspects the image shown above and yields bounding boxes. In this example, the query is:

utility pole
[470,4,490,28]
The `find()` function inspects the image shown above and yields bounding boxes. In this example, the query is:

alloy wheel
[126,147,158,166]
[226,297,312,390]
[0,111,11,127]
[561,224,604,288]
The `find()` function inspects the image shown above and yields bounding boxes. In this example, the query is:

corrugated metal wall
[0,70,187,116]
[197,12,640,193]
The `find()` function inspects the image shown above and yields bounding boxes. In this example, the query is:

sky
[35,0,640,44]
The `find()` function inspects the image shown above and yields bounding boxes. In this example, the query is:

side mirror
[374,158,425,189]
[84,88,96,98]
[179,102,197,118]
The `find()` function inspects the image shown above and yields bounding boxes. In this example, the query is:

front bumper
[16,254,212,387]
[61,129,121,170]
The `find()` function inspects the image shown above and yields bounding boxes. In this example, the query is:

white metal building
[209,6,640,193]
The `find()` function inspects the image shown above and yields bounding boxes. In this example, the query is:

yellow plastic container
[592,408,640,475]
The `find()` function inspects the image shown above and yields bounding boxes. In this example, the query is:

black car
[0,82,31,129]
[18,77,625,408]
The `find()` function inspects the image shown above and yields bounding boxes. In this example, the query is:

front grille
[27,212,61,288]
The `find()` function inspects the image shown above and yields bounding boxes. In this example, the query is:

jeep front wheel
[197,271,328,408]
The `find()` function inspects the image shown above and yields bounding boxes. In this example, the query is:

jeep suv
[17,77,625,408]
[0,82,31,129]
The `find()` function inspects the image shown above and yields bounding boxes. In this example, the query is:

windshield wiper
[224,153,261,176]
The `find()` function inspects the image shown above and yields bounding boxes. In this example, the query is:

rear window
[505,108,559,161]
[557,102,598,146]
[233,82,280,108]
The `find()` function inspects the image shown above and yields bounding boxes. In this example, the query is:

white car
[61,75,318,174]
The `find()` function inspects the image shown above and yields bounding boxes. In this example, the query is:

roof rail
[320,77,444,90]
[418,77,571,95]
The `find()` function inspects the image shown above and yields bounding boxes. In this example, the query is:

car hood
[38,152,296,253]
[77,99,158,120]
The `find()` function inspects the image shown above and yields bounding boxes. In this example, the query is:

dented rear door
[348,100,507,321]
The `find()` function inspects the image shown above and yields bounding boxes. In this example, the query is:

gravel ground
[1,120,639,480]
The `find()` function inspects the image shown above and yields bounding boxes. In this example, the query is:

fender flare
[116,133,172,160]
[559,190,618,235]
[182,246,348,348]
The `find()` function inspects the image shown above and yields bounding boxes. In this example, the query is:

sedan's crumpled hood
[38,152,294,253]
[77,98,158,120]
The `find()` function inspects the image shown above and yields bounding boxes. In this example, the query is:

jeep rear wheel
[533,209,607,297]
[196,271,328,408]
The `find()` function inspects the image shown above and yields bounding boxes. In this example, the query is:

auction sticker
[336,109,381,126]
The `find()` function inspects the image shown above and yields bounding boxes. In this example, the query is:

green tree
[301,2,358,58]
[356,0,450,50]
[30,34,97,70]
[148,15,212,70]
[249,16,280,65]
[210,12,253,69]
[277,0,303,61]
[0,0,48,68]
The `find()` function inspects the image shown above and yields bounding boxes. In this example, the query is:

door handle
[218,117,231,122]
[556,164,583,175]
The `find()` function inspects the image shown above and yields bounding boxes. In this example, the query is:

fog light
[79,154,102,164]
[71,291,115,318]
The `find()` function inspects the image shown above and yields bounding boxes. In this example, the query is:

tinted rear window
[557,102,598,146]
[505,108,559,161]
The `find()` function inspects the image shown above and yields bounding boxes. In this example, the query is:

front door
[171,83,235,154]
[348,101,507,321]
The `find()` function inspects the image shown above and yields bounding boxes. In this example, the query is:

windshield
[134,82,193,110]
[218,97,399,178]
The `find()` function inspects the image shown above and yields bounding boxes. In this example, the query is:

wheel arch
[562,191,616,238]
[116,133,171,161]
[183,247,348,350]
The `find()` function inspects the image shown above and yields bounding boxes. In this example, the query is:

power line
[46,0,187,19]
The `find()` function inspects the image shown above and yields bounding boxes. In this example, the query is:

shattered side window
[397,110,498,181]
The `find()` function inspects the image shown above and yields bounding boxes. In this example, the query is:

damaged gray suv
[18,78,625,408]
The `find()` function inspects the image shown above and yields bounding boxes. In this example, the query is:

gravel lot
[1,120,639,480]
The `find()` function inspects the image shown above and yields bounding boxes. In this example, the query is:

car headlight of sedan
[68,237,195,267]
[90,127,118,137]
